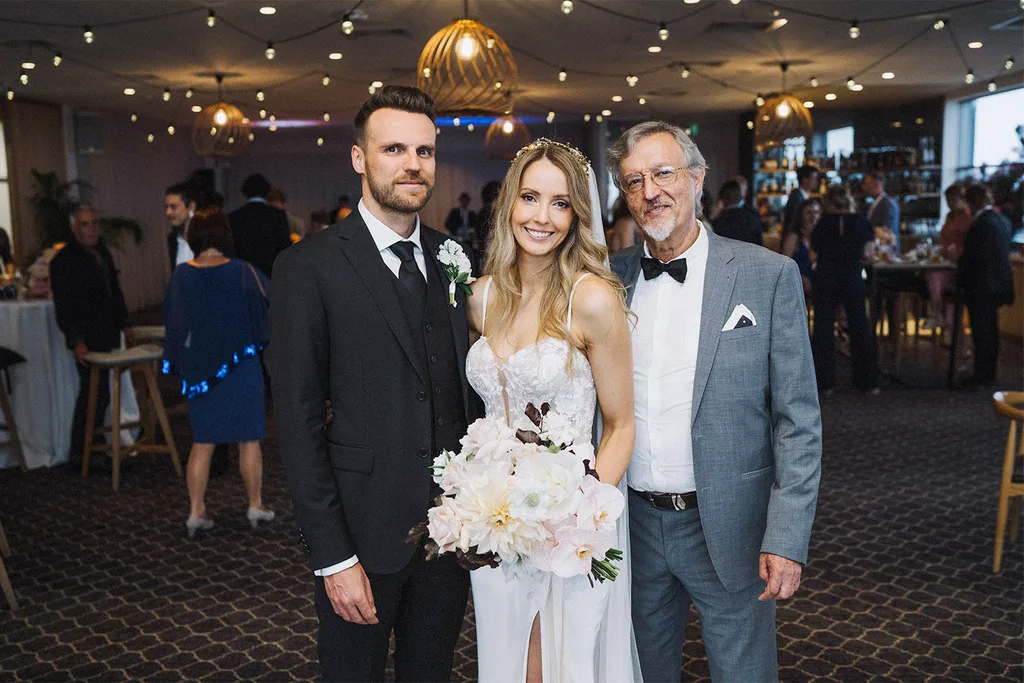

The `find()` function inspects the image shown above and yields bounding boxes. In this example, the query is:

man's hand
[758,553,802,601]
[324,562,378,625]
[73,344,89,365]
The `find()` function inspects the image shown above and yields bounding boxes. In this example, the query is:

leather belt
[630,488,698,511]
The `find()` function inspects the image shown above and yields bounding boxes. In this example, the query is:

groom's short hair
[355,86,436,148]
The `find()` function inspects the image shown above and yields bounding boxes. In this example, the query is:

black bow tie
[641,257,687,284]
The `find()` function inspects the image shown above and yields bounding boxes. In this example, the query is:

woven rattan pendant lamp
[484,109,531,160]
[192,74,251,157]
[755,63,812,150]
[416,0,518,115]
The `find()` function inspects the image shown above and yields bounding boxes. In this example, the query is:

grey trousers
[629,490,778,683]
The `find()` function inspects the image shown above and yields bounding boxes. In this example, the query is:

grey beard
[640,221,674,243]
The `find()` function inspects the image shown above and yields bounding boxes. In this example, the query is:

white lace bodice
[466,276,597,439]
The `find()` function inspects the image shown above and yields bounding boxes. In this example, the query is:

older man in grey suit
[608,121,822,682]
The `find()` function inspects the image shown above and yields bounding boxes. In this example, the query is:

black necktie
[389,241,426,307]
[641,257,687,284]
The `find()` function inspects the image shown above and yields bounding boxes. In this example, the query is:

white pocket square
[722,304,757,331]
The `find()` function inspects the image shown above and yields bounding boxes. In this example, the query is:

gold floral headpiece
[514,137,591,173]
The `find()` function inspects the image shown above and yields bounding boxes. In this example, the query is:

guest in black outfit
[783,164,820,238]
[473,180,502,259]
[0,227,12,274]
[228,174,292,278]
[810,186,879,394]
[444,192,475,242]
[50,205,131,470]
[959,184,1015,386]
[165,182,196,271]
[712,179,763,246]
[783,197,822,297]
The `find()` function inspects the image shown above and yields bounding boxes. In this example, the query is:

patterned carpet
[1,353,1022,681]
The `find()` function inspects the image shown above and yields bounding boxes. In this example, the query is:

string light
[259,109,267,119]
[268,114,276,122]
[322,73,331,86]
[4,89,11,101]
[19,72,27,86]
[987,81,997,92]
[933,18,945,30]
[681,65,690,79]
[755,94,765,106]
[846,76,856,88]
[547,111,556,123]
[422,67,431,78]
[147,133,155,143]
[248,132,255,141]
[83,26,94,43]
[848,21,860,39]
[1006,57,1015,70]
[185,88,194,98]
[596,115,603,122]
[965,70,974,84]
[494,81,502,89]
[584,114,591,121]
[257,90,265,101]
[342,16,354,34]
[323,111,330,122]
[163,88,171,101]
[626,75,638,87]
[658,23,669,41]
[467,123,475,131]
[207,10,216,27]
[53,53,62,66]
[809,76,819,87]
[265,42,276,60]
[561,0,574,14]
[167,125,175,135]
[638,97,646,105]
[746,120,754,129]
[558,68,567,82]
[317,137,324,146]
[129,113,137,122]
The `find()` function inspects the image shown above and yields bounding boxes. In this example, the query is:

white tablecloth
[0,299,140,469]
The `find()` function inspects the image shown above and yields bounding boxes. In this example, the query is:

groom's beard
[367,170,434,214]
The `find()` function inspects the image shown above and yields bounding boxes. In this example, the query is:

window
[826,126,854,160]
[971,87,1024,167]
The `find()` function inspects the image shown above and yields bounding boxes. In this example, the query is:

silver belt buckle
[672,494,688,511]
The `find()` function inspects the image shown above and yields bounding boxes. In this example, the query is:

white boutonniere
[437,240,475,307]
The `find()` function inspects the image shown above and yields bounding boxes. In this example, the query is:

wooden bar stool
[81,344,183,491]
[991,391,1024,573]
[0,516,16,611]
[0,347,27,472]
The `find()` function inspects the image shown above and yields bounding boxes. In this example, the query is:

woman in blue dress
[163,208,274,537]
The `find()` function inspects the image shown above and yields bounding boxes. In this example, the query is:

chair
[991,391,1024,573]
[0,516,16,611]
[81,344,183,491]
[0,347,27,472]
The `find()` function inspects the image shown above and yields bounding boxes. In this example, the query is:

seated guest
[925,183,973,334]
[712,179,763,245]
[228,174,292,278]
[162,208,274,537]
[50,205,131,471]
[958,183,1014,386]
[308,211,332,235]
[863,171,901,254]
[783,197,822,297]
[810,186,879,394]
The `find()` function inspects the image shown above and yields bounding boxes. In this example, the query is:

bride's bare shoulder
[571,274,625,333]
[467,275,491,332]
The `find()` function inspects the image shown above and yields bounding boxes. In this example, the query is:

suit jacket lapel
[619,247,643,307]
[422,230,472,419]
[691,232,737,423]
[336,216,428,386]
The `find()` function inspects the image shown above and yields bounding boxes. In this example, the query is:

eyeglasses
[619,166,683,194]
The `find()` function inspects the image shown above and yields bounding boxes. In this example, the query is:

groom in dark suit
[270,86,473,682]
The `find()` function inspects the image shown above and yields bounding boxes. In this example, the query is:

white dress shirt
[174,235,193,266]
[627,223,709,494]
[314,199,426,577]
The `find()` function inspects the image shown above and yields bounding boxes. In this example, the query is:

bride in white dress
[465,139,642,683]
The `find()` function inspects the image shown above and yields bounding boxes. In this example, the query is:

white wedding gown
[466,276,641,683]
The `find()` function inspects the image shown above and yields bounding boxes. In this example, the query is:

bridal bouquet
[408,403,624,583]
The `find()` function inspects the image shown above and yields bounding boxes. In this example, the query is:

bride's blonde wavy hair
[483,140,628,349]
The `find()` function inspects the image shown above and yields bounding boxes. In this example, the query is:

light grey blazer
[612,230,822,592]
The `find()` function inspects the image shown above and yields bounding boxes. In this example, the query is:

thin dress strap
[482,277,492,336]
[567,274,590,333]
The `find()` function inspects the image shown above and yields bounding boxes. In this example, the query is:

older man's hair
[607,120,709,215]
[69,204,95,227]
